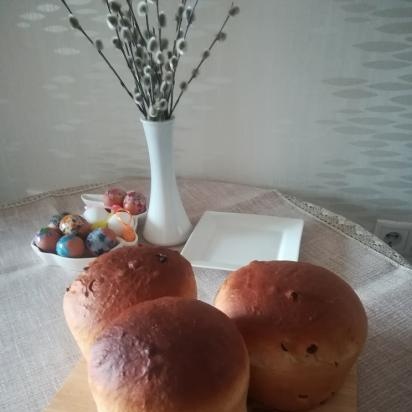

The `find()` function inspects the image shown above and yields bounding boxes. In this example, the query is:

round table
[0,178,411,412]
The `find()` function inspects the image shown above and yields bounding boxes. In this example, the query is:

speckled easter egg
[47,212,69,230]
[33,227,61,253]
[56,234,85,258]
[123,191,147,215]
[103,187,126,208]
[59,214,91,237]
[86,228,119,256]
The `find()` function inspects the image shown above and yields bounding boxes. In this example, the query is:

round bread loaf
[214,260,367,411]
[88,297,250,412]
[63,245,197,358]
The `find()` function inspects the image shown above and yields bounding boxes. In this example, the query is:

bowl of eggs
[31,188,146,272]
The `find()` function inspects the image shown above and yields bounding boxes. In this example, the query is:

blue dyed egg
[56,234,85,258]
[86,228,119,256]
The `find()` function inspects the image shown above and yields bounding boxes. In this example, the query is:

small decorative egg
[33,227,61,253]
[123,191,147,215]
[59,214,91,237]
[107,211,133,237]
[56,234,85,258]
[47,212,69,230]
[86,228,119,256]
[83,207,109,229]
[103,187,126,208]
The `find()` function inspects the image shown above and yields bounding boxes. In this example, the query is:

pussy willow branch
[114,26,138,85]
[144,0,151,36]
[175,0,187,34]
[116,6,141,53]
[156,0,162,49]
[170,0,188,112]
[59,0,136,105]
[122,38,148,108]
[170,5,233,116]
[109,0,152,113]
[169,0,199,114]
[128,48,150,109]
[133,1,161,88]
[126,0,147,48]
[153,1,166,91]
[124,42,149,114]
[104,0,147,114]
[183,0,200,39]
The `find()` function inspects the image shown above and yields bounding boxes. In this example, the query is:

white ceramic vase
[141,118,192,246]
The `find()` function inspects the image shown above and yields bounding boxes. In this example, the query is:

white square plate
[181,211,304,271]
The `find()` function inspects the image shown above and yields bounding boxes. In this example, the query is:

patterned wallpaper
[0,0,411,233]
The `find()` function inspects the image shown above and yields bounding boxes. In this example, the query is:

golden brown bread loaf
[88,297,250,412]
[63,245,197,358]
[214,260,367,411]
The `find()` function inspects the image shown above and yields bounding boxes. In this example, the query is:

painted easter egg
[59,214,91,237]
[33,227,61,253]
[86,228,119,256]
[123,191,146,215]
[56,234,85,258]
[83,207,109,229]
[103,187,126,208]
[47,212,69,230]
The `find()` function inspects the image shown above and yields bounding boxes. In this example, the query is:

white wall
[1,0,412,231]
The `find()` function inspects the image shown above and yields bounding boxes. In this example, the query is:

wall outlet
[374,219,412,254]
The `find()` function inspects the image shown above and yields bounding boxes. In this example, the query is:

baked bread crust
[88,297,250,412]
[214,260,367,411]
[63,245,197,358]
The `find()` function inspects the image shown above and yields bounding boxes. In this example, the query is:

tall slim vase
[141,118,192,246]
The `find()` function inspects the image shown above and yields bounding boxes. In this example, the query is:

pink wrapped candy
[123,191,146,215]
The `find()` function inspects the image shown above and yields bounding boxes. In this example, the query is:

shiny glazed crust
[214,260,368,411]
[63,245,197,358]
[88,297,250,412]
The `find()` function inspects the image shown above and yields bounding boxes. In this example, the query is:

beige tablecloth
[0,178,411,412]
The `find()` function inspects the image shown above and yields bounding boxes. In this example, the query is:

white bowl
[31,193,146,273]
[31,234,138,272]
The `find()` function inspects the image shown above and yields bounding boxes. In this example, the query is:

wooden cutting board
[45,359,356,412]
